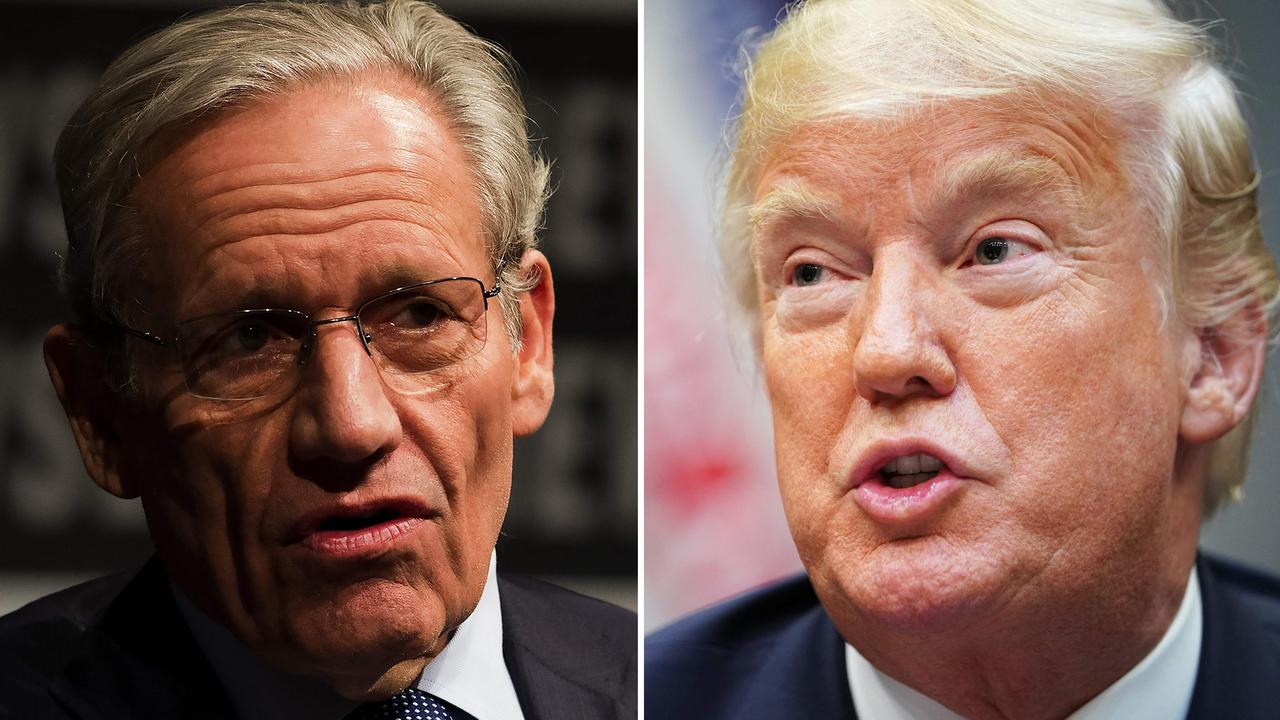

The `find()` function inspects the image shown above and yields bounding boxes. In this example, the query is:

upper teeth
[881,452,942,476]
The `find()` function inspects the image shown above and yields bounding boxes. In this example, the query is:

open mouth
[292,498,434,557]
[318,507,404,532]
[292,497,434,544]
[878,452,944,489]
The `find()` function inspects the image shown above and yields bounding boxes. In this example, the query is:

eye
[394,299,449,328]
[197,317,295,358]
[791,263,826,286]
[234,322,270,352]
[973,237,1035,266]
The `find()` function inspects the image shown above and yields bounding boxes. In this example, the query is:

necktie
[345,687,472,720]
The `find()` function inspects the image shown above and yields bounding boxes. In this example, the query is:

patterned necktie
[344,687,472,720]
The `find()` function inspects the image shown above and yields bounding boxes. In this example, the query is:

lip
[848,438,976,490]
[290,496,436,558]
[847,438,978,526]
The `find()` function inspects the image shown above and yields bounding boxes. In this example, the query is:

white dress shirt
[846,567,1203,720]
[174,551,526,720]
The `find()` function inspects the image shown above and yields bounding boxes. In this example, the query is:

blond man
[647,1,1278,718]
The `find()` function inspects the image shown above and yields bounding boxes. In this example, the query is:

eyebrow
[748,180,845,236]
[181,264,462,319]
[934,150,1079,209]
[750,151,1074,224]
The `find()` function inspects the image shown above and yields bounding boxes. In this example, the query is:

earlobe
[44,325,138,499]
[509,251,555,437]
[1179,312,1268,444]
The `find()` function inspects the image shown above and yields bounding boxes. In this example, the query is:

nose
[289,321,402,465]
[850,250,957,404]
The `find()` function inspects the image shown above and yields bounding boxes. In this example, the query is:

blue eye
[976,238,1010,265]
[792,263,825,286]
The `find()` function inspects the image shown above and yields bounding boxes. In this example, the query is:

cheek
[434,396,511,513]
[762,325,856,554]
[168,421,280,543]
[963,281,1183,536]
[130,406,286,615]
[420,356,516,555]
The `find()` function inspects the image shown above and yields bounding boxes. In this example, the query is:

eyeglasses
[117,276,500,401]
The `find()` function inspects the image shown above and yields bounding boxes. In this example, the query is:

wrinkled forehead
[136,75,471,219]
[751,97,1132,210]
[129,76,487,313]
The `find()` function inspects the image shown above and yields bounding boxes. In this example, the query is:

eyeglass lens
[175,278,490,401]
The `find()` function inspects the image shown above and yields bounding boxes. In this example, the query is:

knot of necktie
[344,687,469,720]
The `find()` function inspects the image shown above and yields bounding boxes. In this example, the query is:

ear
[44,325,139,499]
[1179,308,1268,444]
[509,250,556,436]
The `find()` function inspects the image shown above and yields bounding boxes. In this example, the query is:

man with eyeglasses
[0,2,634,719]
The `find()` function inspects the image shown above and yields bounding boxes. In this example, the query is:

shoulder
[497,572,636,712]
[0,571,129,671]
[647,573,823,654]
[0,571,131,716]
[1199,553,1280,618]
[1187,553,1280,720]
[645,574,838,719]
[1196,552,1280,658]
[498,573,635,660]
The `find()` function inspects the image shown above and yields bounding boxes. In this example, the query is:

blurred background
[0,0,636,613]
[645,0,1280,629]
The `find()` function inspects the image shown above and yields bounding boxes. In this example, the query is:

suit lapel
[48,559,235,720]
[1185,555,1280,720]
[498,575,633,720]
[731,603,859,719]
[501,636,618,720]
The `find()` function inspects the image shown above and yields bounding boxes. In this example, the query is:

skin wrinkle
[755,184,1072,311]
[193,165,433,221]
[137,154,481,327]
[57,75,557,700]
[174,230,476,320]
[903,169,919,221]
[205,192,442,231]
[754,97,1208,720]
[210,202,461,245]
[751,107,1107,272]
[168,182,458,257]
[192,162,456,233]
[752,163,1080,309]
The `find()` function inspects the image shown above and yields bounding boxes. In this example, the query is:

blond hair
[722,0,1277,512]
[56,0,549,346]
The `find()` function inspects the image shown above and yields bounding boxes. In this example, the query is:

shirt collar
[416,551,525,720]
[173,551,524,720]
[846,566,1203,720]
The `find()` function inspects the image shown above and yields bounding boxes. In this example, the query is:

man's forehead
[130,75,488,316]
[143,77,459,198]
[752,98,1128,208]
[751,148,1082,233]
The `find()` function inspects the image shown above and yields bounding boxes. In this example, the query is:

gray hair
[722,0,1277,513]
[55,0,550,348]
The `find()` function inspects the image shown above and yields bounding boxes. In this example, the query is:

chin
[283,578,447,676]
[815,535,1008,636]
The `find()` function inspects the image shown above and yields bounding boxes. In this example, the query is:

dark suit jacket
[0,558,636,719]
[646,553,1280,719]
